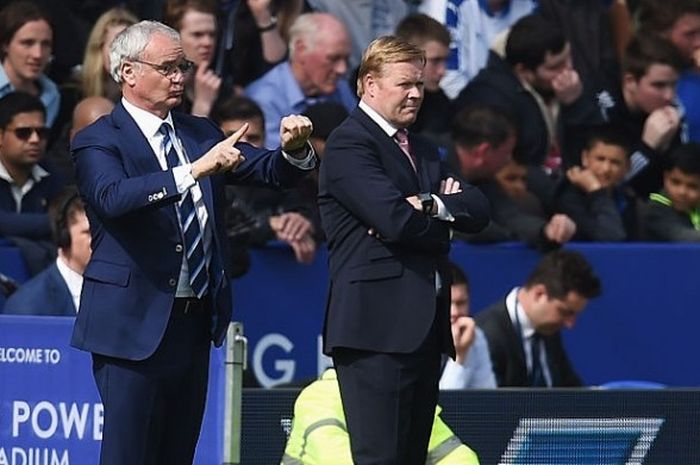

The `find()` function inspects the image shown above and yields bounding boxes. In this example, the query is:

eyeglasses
[9,126,50,141]
[132,58,195,79]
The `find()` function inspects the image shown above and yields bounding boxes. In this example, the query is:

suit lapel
[352,108,420,190]
[497,302,528,380]
[48,264,75,315]
[411,135,438,192]
[112,103,163,175]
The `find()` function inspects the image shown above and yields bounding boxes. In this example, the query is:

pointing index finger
[225,122,249,145]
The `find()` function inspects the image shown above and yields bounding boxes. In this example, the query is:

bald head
[71,97,115,141]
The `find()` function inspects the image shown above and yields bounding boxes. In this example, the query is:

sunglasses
[9,126,50,141]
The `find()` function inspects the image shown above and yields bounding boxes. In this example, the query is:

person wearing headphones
[2,187,91,315]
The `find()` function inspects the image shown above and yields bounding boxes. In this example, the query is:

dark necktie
[160,123,209,298]
[530,333,547,387]
[394,129,417,172]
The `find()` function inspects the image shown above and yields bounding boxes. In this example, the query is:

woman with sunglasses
[0,1,60,128]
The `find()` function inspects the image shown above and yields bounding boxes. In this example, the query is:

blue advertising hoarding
[0,315,225,465]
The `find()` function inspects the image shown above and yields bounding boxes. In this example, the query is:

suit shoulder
[475,302,506,327]
[2,268,56,314]
[174,112,222,137]
[71,115,117,151]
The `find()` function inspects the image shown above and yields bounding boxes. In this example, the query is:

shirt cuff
[282,142,317,170]
[432,194,454,222]
[173,164,196,194]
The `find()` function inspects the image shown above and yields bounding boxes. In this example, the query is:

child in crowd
[641,143,700,241]
[553,126,638,241]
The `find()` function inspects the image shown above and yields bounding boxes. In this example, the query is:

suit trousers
[333,311,442,465]
[92,298,211,465]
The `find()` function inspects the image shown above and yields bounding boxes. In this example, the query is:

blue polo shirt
[0,63,60,127]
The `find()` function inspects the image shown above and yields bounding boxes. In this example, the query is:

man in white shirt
[439,261,497,389]
[475,250,601,387]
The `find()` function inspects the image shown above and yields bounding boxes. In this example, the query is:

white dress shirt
[505,287,553,387]
[55,257,83,312]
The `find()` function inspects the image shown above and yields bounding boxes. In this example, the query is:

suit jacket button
[168,278,177,286]
[175,244,183,253]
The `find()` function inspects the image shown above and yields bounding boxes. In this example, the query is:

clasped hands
[192,115,313,179]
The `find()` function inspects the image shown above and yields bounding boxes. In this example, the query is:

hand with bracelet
[249,0,277,32]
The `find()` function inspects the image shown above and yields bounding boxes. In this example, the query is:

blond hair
[81,7,138,97]
[356,36,425,98]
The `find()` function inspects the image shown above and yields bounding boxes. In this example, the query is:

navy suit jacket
[2,262,75,316]
[71,102,311,360]
[475,301,582,387]
[319,107,489,356]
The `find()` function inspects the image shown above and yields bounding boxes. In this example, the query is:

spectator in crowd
[246,12,356,148]
[2,188,90,315]
[552,125,638,241]
[395,13,452,142]
[589,35,687,198]
[81,7,139,102]
[454,14,599,175]
[637,0,700,143]
[419,0,536,99]
[308,0,410,72]
[163,0,222,117]
[476,250,601,387]
[280,368,481,465]
[211,95,319,264]
[302,101,348,159]
[212,95,266,144]
[493,159,533,205]
[0,1,60,128]
[537,0,623,92]
[228,0,310,89]
[451,104,576,250]
[0,91,64,276]
[44,95,115,184]
[439,261,497,390]
[641,143,700,242]
[70,96,116,140]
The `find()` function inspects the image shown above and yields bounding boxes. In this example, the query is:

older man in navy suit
[71,21,315,465]
[318,36,490,465]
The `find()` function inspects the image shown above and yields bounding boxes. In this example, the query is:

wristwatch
[417,193,434,215]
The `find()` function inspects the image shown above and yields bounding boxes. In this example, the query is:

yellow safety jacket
[281,369,480,465]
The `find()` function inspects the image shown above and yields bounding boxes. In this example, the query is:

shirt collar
[0,159,49,184]
[121,97,175,139]
[55,256,82,313]
[359,99,401,138]
[0,64,11,92]
[506,286,536,339]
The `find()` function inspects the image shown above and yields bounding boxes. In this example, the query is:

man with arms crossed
[71,20,315,465]
[319,36,490,465]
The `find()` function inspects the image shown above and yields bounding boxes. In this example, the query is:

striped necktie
[160,123,209,298]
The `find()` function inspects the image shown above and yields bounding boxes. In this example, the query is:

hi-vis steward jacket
[280,369,480,465]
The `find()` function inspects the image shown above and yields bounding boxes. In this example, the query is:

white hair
[109,20,180,84]
[288,13,344,61]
